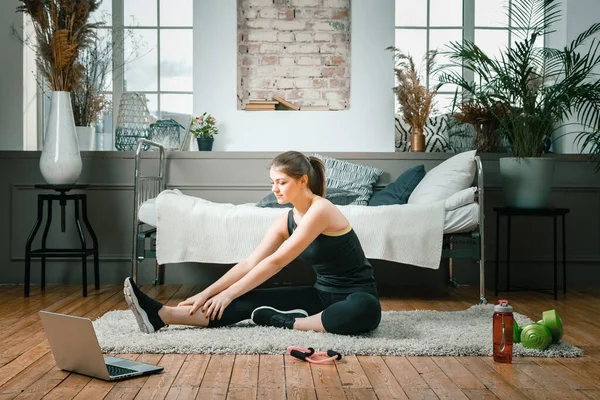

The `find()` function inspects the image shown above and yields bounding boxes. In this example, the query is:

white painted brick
[278,32,295,42]
[246,0,274,7]
[331,9,349,20]
[273,20,307,31]
[314,32,333,42]
[247,77,275,88]
[332,32,349,42]
[273,67,297,77]
[297,56,321,66]
[328,101,347,110]
[279,57,296,66]
[275,78,295,89]
[319,44,345,54]
[311,79,328,88]
[312,21,336,31]
[260,55,279,65]
[242,9,259,19]
[260,43,285,53]
[241,56,259,66]
[323,0,349,7]
[324,91,344,101]
[295,32,313,42]
[295,67,323,77]
[259,7,279,19]
[293,9,313,19]
[290,0,321,7]
[246,19,273,29]
[293,78,313,88]
[256,66,277,76]
[247,31,279,42]
[299,90,322,100]
[286,43,321,54]
[313,10,332,19]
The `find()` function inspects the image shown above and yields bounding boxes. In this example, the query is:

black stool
[24,184,99,297]
[494,207,569,300]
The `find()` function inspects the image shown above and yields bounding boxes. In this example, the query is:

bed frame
[132,139,487,304]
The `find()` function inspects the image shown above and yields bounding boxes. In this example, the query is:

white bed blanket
[156,189,446,269]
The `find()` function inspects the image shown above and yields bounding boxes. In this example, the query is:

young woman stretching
[124,151,381,335]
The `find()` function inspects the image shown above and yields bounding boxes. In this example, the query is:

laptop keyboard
[107,364,138,377]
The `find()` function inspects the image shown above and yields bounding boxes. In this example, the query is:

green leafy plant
[439,0,600,166]
[190,112,219,139]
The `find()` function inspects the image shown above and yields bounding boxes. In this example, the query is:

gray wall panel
[2,151,599,292]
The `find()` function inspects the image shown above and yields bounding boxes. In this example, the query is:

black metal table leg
[74,196,88,297]
[506,215,511,292]
[495,212,500,297]
[81,195,100,290]
[562,214,567,294]
[24,196,45,297]
[40,198,53,291]
[554,215,558,300]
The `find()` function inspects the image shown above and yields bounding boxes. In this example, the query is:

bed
[132,139,487,304]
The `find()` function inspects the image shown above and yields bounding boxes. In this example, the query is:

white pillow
[408,150,477,204]
[445,187,476,211]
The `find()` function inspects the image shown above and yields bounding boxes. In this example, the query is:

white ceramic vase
[76,126,96,151]
[40,91,83,185]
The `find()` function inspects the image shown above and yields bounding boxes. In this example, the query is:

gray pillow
[313,154,384,205]
[256,188,359,208]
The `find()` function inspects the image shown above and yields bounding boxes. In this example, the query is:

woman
[124,151,381,335]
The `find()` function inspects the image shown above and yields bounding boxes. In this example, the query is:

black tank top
[287,209,377,293]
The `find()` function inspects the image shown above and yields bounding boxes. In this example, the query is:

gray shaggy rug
[93,305,582,357]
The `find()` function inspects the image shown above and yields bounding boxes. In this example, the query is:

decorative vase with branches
[17,0,102,184]
[387,47,440,152]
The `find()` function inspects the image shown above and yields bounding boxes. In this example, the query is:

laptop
[39,311,164,381]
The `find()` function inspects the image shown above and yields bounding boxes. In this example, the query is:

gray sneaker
[123,277,166,333]
[251,306,308,329]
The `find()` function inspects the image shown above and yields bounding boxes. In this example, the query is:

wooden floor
[0,284,599,400]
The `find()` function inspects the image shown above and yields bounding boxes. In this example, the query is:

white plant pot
[76,126,96,151]
[40,91,83,185]
[499,157,556,209]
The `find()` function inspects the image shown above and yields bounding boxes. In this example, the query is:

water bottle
[493,300,514,363]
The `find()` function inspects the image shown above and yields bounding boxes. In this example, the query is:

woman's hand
[202,290,233,321]
[178,291,210,316]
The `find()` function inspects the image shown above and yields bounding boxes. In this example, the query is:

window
[394,0,515,114]
[34,0,193,150]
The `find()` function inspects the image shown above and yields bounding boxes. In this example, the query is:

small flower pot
[196,137,214,151]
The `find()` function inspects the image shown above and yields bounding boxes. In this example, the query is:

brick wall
[237,0,351,110]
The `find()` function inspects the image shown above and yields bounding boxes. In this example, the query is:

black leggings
[207,286,381,335]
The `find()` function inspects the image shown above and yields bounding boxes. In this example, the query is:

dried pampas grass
[387,47,439,133]
[17,0,103,92]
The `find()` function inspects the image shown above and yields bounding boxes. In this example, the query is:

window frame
[31,0,193,150]
[394,0,516,114]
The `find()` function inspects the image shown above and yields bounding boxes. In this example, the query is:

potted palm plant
[440,0,600,208]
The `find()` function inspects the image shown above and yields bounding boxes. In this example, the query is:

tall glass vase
[40,91,83,185]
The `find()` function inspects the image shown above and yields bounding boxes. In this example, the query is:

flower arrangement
[190,113,219,139]
[387,47,440,135]
[17,0,103,92]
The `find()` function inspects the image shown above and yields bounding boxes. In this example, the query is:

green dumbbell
[542,309,563,343]
[513,320,522,344]
[520,323,553,350]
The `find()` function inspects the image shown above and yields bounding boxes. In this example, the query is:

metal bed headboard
[132,139,165,283]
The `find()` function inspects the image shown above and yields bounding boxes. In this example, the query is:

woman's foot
[123,277,166,333]
[251,306,308,329]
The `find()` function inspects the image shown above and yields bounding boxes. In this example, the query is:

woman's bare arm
[183,212,289,312]
[224,201,331,300]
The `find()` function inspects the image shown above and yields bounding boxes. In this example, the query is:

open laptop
[39,311,164,381]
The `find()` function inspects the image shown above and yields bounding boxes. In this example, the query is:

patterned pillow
[313,154,384,205]
[395,114,452,152]
[256,188,360,208]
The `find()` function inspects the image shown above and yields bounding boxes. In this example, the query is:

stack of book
[245,100,278,111]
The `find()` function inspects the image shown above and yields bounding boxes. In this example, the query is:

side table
[494,207,569,300]
[24,184,99,297]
